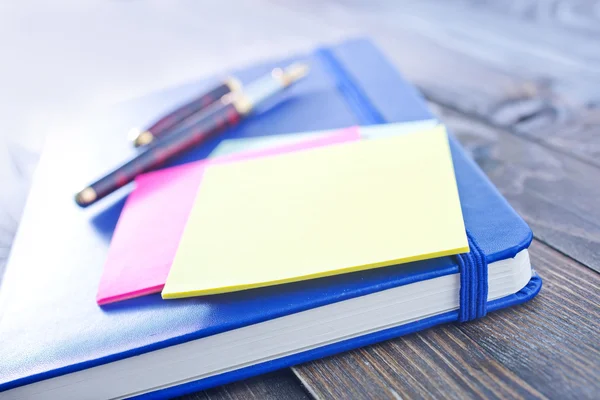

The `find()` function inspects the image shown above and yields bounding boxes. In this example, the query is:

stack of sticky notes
[97,122,468,304]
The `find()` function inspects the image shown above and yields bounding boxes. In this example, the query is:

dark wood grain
[433,104,600,273]
[295,328,546,400]
[293,239,600,400]
[458,240,600,399]
[283,0,600,166]
[399,0,600,166]
[175,371,310,400]
[439,0,600,35]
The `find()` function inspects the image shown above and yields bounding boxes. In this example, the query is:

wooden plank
[175,371,310,400]
[432,104,600,272]
[397,0,600,167]
[294,328,546,400]
[436,0,600,35]
[293,238,600,400]
[458,240,600,399]
[279,0,600,166]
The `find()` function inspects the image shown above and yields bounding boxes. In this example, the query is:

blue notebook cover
[0,38,540,398]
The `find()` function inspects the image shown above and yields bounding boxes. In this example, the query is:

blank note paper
[162,125,469,299]
[96,127,360,305]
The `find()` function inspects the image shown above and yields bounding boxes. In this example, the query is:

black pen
[130,78,242,147]
[75,63,310,207]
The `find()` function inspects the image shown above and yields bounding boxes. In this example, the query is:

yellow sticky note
[162,125,468,299]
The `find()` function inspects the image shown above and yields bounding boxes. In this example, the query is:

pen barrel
[87,103,242,204]
[145,83,233,141]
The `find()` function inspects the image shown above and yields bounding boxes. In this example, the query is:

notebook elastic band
[316,48,386,125]
[457,231,488,322]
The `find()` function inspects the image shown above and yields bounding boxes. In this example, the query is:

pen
[130,78,242,147]
[75,63,309,207]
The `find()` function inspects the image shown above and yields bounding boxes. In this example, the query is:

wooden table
[1,1,598,399]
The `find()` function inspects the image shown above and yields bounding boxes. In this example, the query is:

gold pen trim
[272,63,310,87]
[130,129,154,147]
[75,187,97,206]
[223,92,253,115]
[224,77,242,93]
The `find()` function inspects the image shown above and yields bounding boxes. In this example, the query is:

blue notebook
[0,38,540,400]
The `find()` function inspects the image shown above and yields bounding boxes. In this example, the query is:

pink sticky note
[97,127,360,304]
